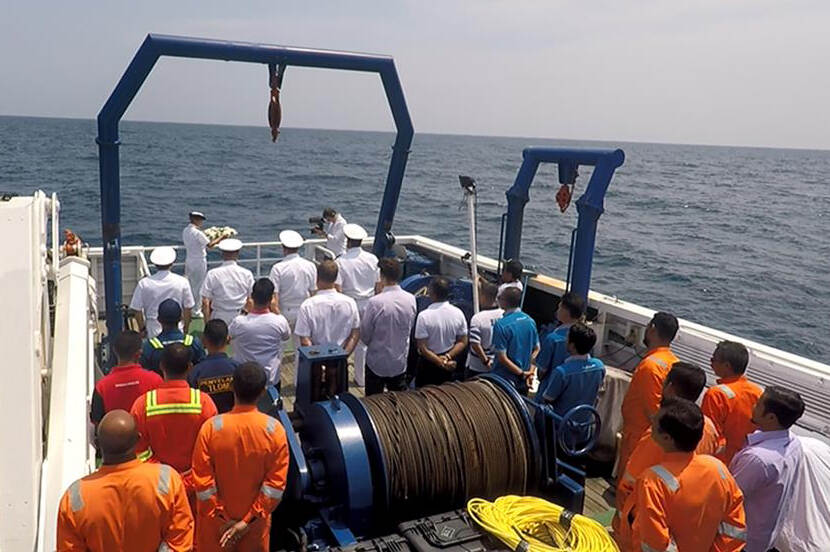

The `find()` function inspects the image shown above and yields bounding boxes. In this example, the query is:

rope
[363,379,530,521]
[467,495,618,552]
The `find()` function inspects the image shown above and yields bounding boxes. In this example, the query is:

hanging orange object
[63,229,80,256]
[555,183,572,212]
[268,74,282,142]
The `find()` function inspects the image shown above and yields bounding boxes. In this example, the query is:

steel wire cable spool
[362,379,530,521]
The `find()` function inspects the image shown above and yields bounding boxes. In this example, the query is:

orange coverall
[701,375,763,465]
[57,459,193,551]
[625,452,746,552]
[613,415,723,550]
[192,405,290,551]
[619,347,678,474]
[131,380,218,514]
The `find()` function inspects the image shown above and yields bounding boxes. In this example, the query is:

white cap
[189,211,206,219]
[279,230,304,249]
[344,223,368,241]
[218,238,243,252]
[149,246,177,266]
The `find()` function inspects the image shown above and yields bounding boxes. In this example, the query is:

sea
[2,115,828,362]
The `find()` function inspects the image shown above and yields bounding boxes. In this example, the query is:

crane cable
[467,496,619,552]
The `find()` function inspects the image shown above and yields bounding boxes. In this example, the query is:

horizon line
[1,113,828,154]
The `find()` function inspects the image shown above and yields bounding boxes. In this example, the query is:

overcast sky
[2,1,828,149]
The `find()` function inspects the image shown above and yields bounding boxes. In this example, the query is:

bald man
[57,410,193,551]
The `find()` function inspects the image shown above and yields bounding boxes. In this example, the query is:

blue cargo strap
[649,465,679,492]
[718,522,746,541]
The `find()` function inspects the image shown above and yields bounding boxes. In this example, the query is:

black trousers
[365,366,408,395]
[415,353,454,388]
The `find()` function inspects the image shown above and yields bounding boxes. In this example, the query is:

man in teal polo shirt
[492,287,540,395]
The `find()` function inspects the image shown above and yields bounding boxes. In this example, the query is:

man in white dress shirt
[268,230,317,334]
[229,278,291,389]
[181,211,222,318]
[129,246,195,338]
[312,207,347,257]
[200,239,255,325]
[335,223,379,387]
[295,260,360,396]
[360,258,416,395]
[414,277,468,387]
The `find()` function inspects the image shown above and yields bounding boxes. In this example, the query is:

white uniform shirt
[200,261,255,323]
[467,307,504,372]
[414,301,468,354]
[497,280,523,300]
[324,214,347,256]
[295,289,360,347]
[229,310,291,386]
[335,247,379,303]
[360,285,417,377]
[182,224,209,264]
[268,254,317,316]
[128,270,195,338]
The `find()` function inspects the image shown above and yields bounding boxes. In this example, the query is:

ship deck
[183,318,618,528]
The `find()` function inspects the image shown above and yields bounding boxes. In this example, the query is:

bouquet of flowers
[204,226,238,241]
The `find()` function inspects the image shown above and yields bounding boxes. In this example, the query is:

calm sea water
[2,116,828,361]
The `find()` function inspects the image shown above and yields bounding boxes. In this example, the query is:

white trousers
[185,259,207,316]
[353,299,368,387]
[283,308,301,389]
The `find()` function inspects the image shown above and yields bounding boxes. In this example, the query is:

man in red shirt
[131,342,217,515]
[90,330,162,426]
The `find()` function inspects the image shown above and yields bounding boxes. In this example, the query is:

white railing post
[256,244,262,278]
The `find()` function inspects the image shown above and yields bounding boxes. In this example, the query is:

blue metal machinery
[502,147,625,303]
[283,347,599,547]
[97,34,413,339]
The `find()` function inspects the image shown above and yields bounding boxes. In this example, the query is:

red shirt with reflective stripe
[131,380,217,473]
[95,363,162,414]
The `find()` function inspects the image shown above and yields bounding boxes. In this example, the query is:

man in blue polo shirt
[541,322,605,415]
[139,298,205,375]
[188,318,238,413]
[535,291,585,402]
[492,287,540,395]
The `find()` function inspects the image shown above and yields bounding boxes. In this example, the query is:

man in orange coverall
[613,362,724,550]
[626,399,746,552]
[57,410,193,551]
[192,361,290,551]
[618,311,679,476]
[702,340,763,465]
[131,342,218,515]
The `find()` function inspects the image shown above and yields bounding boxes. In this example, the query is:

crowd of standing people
[57,207,828,551]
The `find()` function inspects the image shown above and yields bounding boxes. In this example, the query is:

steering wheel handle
[558,404,602,457]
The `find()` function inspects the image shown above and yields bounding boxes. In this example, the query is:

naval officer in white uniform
[335,223,379,386]
[129,246,195,338]
[268,230,317,331]
[200,238,255,324]
[312,207,347,257]
[181,211,222,318]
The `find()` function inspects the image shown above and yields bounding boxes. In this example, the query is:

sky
[1,1,829,149]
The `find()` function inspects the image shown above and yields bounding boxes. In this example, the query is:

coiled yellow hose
[467,496,619,552]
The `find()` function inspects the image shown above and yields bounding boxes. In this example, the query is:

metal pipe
[461,178,480,314]
[97,34,414,338]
